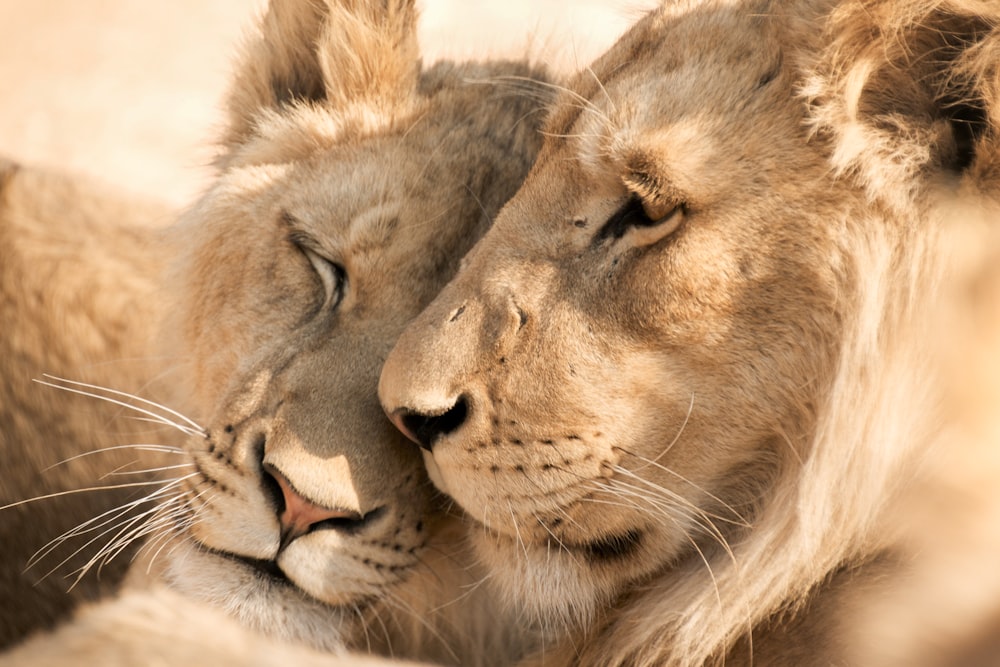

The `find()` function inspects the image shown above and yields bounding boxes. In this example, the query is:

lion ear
[808,2,999,210]
[220,0,420,154]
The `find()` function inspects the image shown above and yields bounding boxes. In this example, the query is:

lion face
[148,0,546,654]
[379,3,851,627]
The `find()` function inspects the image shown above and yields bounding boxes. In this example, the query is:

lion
[1,0,549,662]
[378,0,1000,664]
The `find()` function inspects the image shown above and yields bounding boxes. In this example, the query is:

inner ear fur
[220,0,419,157]
[807,0,1000,207]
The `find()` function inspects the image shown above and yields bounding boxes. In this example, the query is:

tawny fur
[0,586,431,667]
[0,161,179,645]
[379,1,1000,665]
[2,0,550,663]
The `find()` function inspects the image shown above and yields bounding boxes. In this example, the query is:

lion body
[0,160,179,645]
[379,1,1000,665]
[2,0,549,663]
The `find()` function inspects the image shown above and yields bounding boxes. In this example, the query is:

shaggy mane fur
[378,2,1000,665]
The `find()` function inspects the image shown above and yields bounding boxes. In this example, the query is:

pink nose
[262,463,362,551]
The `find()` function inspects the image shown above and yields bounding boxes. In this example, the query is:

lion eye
[596,195,684,246]
[301,245,346,310]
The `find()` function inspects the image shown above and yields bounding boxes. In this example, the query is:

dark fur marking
[585,528,643,562]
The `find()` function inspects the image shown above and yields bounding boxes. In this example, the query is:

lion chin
[380,1,1000,665]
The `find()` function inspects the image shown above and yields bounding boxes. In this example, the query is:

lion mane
[379,1,1000,665]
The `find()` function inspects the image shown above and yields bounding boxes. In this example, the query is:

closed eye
[300,244,346,310]
[595,194,685,246]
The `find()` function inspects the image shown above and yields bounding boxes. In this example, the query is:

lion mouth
[580,529,644,562]
[472,513,645,564]
[209,546,293,587]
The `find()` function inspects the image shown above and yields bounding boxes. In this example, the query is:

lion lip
[580,529,644,562]
[207,546,293,587]
[471,513,644,563]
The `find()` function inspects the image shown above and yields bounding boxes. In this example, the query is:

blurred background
[0,0,657,207]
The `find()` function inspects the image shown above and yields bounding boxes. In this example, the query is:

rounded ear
[805,1,999,212]
[220,0,419,157]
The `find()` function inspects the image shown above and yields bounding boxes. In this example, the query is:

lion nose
[261,463,367,551]
[388,396,469,452]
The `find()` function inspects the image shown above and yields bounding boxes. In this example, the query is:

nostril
[261,463,370,551]
[260,463,286,516]
[395,396,469,452]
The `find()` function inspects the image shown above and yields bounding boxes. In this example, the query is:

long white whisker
[33,378,204,438]
[611,465,748,528]
[613,448,751,527]
[473,75,614,128]
[43,443,185,472]
[97,502,187,570]
[1,478,188,513]
[592,479,735,559]
[67,497,188,588]
[507,502,530,564]
[102,463,195,478]
[585,65,617,115]
[42,498,176,586]
[635,392,695,469]
[39,374,205,432]
[141,531,186,574]
[594,476,737,564]
[352,601,374,656]
[26,475,198,570]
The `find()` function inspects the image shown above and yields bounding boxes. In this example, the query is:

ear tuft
[805,1,1000,213]
[317,0,420,112]
[219,0,419,161]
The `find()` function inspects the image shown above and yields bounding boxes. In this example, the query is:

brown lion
[379,0,1000,664]
[2,0,548,662]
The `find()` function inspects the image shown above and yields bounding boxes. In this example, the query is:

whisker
[634,392,695,470]
[532,512,580,566]
[426,568,494,615]
[472,75,615,129]
[102,463,195,478]
[0,478,189,513]
[612,452,750,527]
[43,443,185,472]
[26,475,198,572]
[507,502,530,563]
[39,374,205,432]
[40,499,174,587]
[610,466,748,529]
[381,588,459,664]
[33,377,205,438]
[66,498,188,588]
[592,476,737,565]
[98,502,187,570]
[352,601,375,655]
[585,65,617,116]
[134,522,186,575]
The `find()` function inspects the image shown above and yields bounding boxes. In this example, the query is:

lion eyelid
[626,205,684,247]
[594,195,685,247]
[301,245,346,310]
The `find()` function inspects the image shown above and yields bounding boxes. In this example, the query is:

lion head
[380,0,1000,664]
[143,0,547,660]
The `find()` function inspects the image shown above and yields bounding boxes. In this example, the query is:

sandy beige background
[0,0,656,208]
